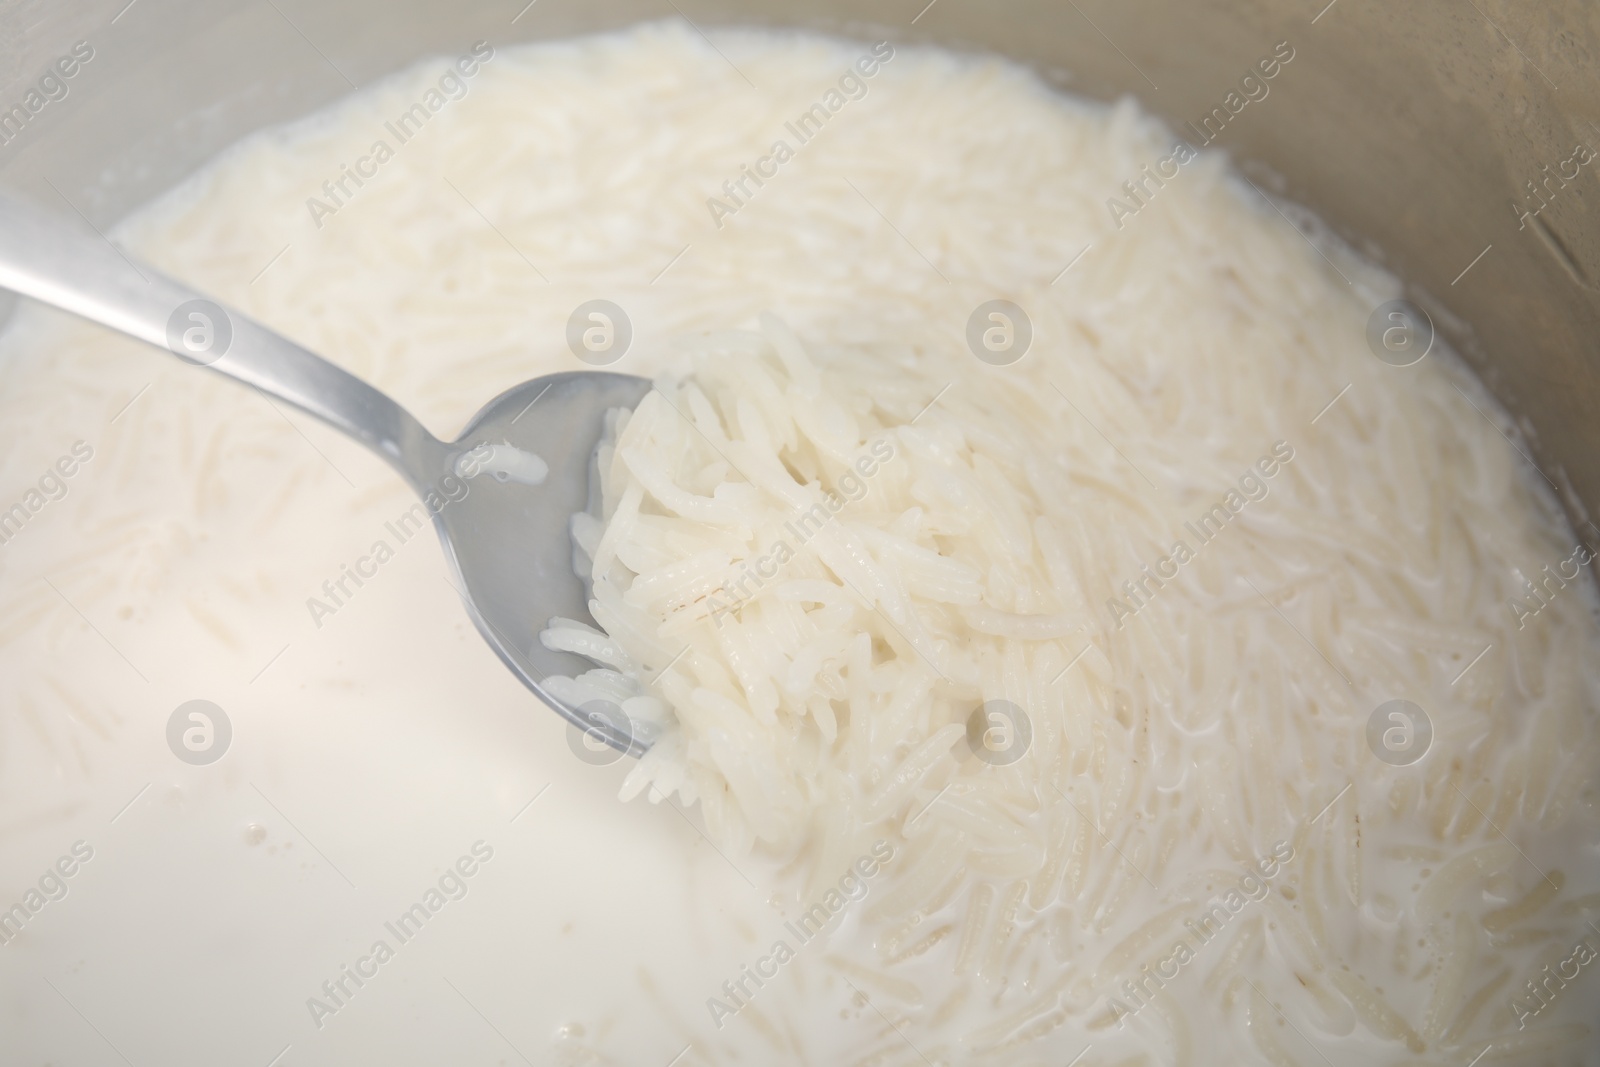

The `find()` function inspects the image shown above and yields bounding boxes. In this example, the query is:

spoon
[0,192,652,756]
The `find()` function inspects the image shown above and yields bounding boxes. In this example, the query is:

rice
[2,20,1595,1065]
[527,29,1599,1064]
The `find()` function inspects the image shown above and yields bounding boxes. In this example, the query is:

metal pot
[3,3,1597,1064]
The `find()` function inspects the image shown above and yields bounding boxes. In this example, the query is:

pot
[2,3,1596,1064]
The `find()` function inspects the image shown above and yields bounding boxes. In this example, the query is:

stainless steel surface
[3,0,1592,531]
[0,191,652,755]
[0,5,1593,1062]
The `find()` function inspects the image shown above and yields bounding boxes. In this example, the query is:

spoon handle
[0,191,445,492]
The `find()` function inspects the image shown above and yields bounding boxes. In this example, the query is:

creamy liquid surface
[0,23,1597,1067]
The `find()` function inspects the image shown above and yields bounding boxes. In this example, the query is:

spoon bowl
[440,372,651,754]
[0,192,652,755]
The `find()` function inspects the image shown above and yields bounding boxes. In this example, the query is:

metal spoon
[0,193,651,756]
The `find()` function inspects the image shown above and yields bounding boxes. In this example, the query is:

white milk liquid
[0,23,1596,1067]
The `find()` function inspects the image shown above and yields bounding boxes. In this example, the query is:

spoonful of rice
[0,193,652,755]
